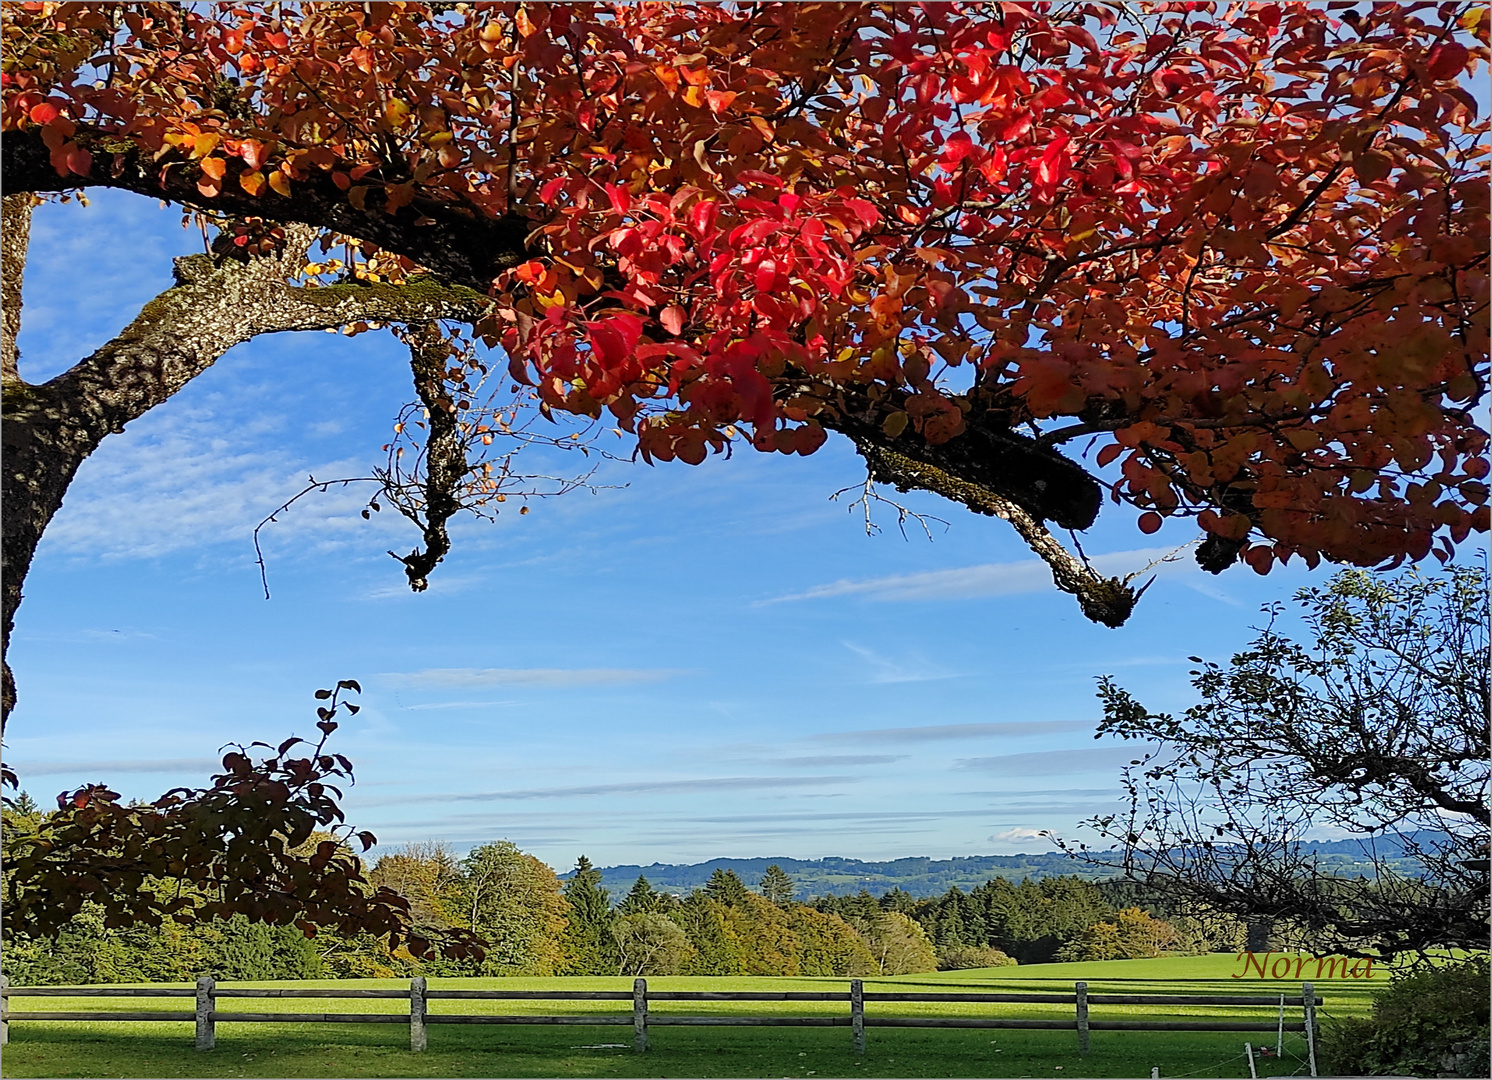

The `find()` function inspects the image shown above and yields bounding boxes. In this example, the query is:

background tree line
[3,802,1202,984]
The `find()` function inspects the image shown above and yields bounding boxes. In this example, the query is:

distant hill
[578,837,1433,900]
[581,852,1112,899]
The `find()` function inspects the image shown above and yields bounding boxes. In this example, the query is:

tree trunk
[1244,917,1277,954]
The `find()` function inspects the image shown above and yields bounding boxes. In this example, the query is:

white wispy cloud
[767,754,908,767]
[19,194,182,382]
[400,700,524,711]
[10,757,220,777]
[41,404,401,562]
[361,775,857,806]
[758,546,1195,605]
[989,826,1048,844]
[385,667,685,688]
[954,745,1152,775]
[810,720,1089,743]
[842,642,960,684]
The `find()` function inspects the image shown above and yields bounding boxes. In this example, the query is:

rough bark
[390,323,467,591]
[855,442,1143,627]
[3,125,532,288]
[0,226,493,730]
[2,194,31,383]
[1,193,36,720]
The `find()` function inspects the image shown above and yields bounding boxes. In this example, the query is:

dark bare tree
[1068,564,1489,961]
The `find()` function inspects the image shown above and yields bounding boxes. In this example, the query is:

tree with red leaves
[2,1,1486,696]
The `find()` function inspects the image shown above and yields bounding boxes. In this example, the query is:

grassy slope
[0,954,1385,1079]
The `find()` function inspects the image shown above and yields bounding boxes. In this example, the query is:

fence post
[850,978,865,1057]
[195,975,216,1051]
[1302,982,1318,1077]
[2,973,9,1046]
[1075,981,1090,1054]
[633,977,648,1053]
[409,976,427,1052]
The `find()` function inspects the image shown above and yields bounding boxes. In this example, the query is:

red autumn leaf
[659,304,686,336]
[0,0,1484,631]
[755,257,778,293]
[1425,42,1469,81]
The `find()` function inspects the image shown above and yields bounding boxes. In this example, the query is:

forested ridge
[580,838,1444,898]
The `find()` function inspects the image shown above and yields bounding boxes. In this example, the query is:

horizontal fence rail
[0,974,1323,1059]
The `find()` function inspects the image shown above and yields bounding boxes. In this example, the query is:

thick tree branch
[2,125,532,288]
[1,193,32,383]
[818,385,1103,532]
[1,192,36,721]
[854,442,1143,627]
[1,232,493,729]
[390,323,465,592]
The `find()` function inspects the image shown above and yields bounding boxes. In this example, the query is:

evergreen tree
[759,864,796,906]
[934,894,967,948]
[561,856,618,975]
[879,887,917,914]
[620,874,662,915]
[670,894,746,975]
[702,868,750,907]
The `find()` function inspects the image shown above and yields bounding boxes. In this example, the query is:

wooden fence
[1,975,1322,1065]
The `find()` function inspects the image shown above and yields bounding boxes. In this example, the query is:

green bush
[1,904,324,984]
[1320,956,1490,1078]
[937,944,1017,970]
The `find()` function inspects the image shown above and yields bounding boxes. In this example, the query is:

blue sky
[2,189,1443,874]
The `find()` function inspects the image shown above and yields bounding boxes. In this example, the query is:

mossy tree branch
[1,224,493,729]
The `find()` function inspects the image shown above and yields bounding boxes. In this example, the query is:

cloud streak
[810,720,1089,743]
[759,546,1194,605]
[386,667,685,688]
[842,642,960,684]
[41,405,399,562]
[11,757,220,777]
[360,775,857,806]
[400,700,524,711]
[954,745,1150,775]
[772,755,909,767]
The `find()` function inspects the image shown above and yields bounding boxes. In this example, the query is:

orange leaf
[239,170,266,196]
[65,145,92,177]
[268,170,291,197]
[200,156,227,180]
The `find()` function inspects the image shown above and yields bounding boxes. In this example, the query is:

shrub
[938,945,1017,970]
[1319,956,1490,1079]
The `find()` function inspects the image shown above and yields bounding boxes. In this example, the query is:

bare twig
[253,475,380,599]
[830,476,950,541]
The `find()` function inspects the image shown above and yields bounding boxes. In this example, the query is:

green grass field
[1,954,1386,1079]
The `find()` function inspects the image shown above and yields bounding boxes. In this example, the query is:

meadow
[1,954,1385,1079]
